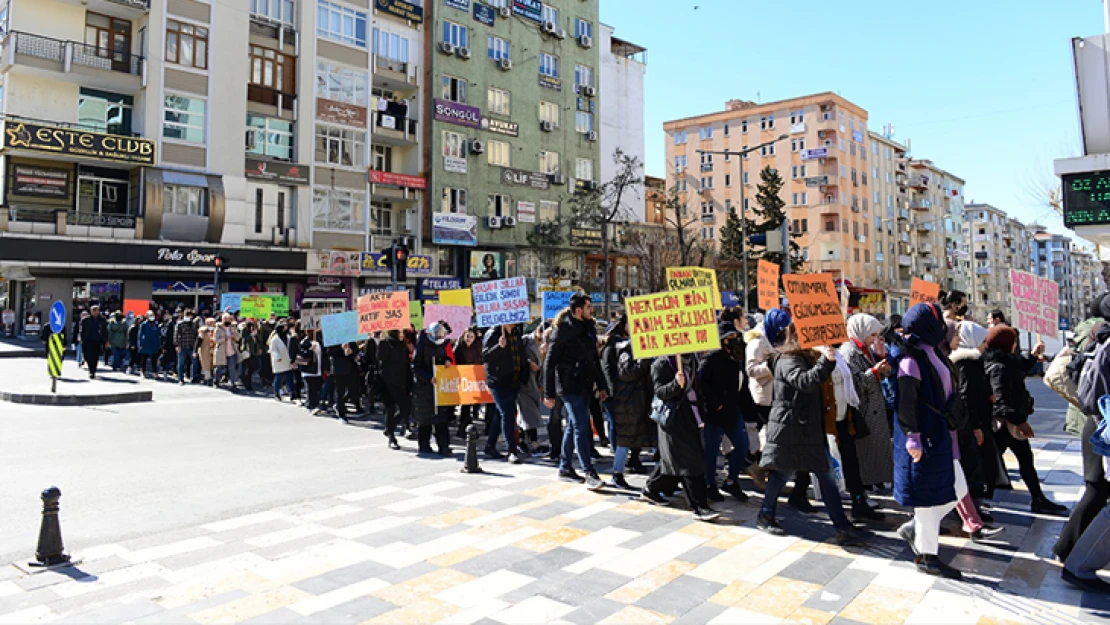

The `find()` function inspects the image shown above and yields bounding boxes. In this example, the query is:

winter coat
[197,327,215,370]
[840,340,894,486]
[544,313,608,399]
[127,322,139,350]
[950,348,992,432]
[517,334,544,430]
[483,326,530,391]
[893,348,957,508]
[269,333,292,374]
[983,348,1033,427]
[377,335,413,393]
[213,323,240,367]
[174,318,198,351]
[79,315,108,348]
[107,318,129,349]
[138,320,161,355]
[652,355,705,477]
[744,328,775,406]
[454,337,483,365]
[328,344,358,377]
[760,352,837,474]
[601,337,653,448]
[239,329,266,360]
[698,349,741,429]
[160,322,176,355]
[412,332,452,426]
[299,341,322,377]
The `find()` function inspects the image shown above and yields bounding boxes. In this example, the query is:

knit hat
[985,324,1018,353]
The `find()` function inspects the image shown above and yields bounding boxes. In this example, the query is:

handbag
[849,406,870,439]
[649,396,679,431]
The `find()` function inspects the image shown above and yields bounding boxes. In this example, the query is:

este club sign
[4,121,156,166]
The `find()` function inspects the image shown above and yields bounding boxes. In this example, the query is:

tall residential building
[867,130,910,312]
[905,159,966,293]
[1029,226,1076,330]
[963,203,1026,320]
[599,24,646,222]
[428,0,602,285]
[1071,246,1106,328]
[664,93,872,285]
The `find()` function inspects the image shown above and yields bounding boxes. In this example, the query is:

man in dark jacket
[377,329,412,450]
[328,342,360,423]
[174,309,199,385]
[698,324,751,503]
[544,293,609,489]
[79,305,108,379]
[362,335,378,413]
[482,324,531,463]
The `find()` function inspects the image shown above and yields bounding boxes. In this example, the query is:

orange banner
[908,278,940,309]
[123,299,149,317]
[781,273,847,348]
[435,365,494,406]
[357,291,411,334]
[756,260,780,312]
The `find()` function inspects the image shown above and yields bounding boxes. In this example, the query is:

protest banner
[1011,269,1060,336]
[665,267,723,309]
[320,311,368,347]
[239,296,272,319]
[409,300,424,330]
[439,288,473,308]
[299,308,321,331]
[424,304,472,340]
[542,290,575,319]
[626,287,719,360]
[756,260,781,312]
[122,299,149,317]
[434,365,495,406]
[781,273,848,348]
[220,293,289,316]
[356,291,411,334]
[909,278,940,309]
[473,277,529,327]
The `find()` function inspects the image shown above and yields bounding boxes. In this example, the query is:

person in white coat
[269,325,294,400]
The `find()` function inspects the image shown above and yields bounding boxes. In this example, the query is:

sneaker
[484,447,505,460]
[720,479,750,503]
[585,472,605,491]
[788,496,817,514]
[897,521,919,556]
[1062,569,1110,593]
[559,468,585,482]
[610,473,632,490]
[509,453,524,465]
[693,507,721,522]
[914,554,962,580]
[756,515,785,536]
[1031,497,1068,516]
[598,438,610,449]
[707,485,725,503]
[639,489,669,505]
[969,525,1006,542]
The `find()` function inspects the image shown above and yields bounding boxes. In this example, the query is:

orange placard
[908,278,941,309]
[781,273,848,348]
[123,299,149,317]
[435,365,494,406]
[357,291,411,334]
[756,260,780,312]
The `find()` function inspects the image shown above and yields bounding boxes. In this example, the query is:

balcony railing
[6,31,143,76]
[374,54,409,75]
[372,111,419,140]
[248,84,296,111]
[107,0,150,9]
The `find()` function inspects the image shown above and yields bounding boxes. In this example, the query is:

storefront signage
[368,170,428,189]
[244,157,309,185]
[512,0,542,23]
[517,200,536,223]
[473,2,495,24]
[374,0,424,22]
[434,99,482,128]
[483,118,519,137]
[800,147,829,160]
[67,211,136,228]
[443,0,468,10]
[433,212,478,246]
[539,75,562,91]
[569,227,602,248]
[11,164,69,198]
[444,156,467,174]
[154,248,219,265]
[316,97,368,127]
[3,121,155,166]
[501,167,549,190]
[361,252,433,275]
[417,277,463,300]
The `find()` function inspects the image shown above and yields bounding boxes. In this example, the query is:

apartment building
[905,159,967,294]
[429,0,601,285]
[1072,246,1106,328]
[1029,227,1075,330]
[867,130,910,312]
[599,24,645,222]
[664,93,872,285]
[964,203,1027,320]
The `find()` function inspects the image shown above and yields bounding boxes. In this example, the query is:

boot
[914,554,962,580]
[610,473,632,490]
[787,492,817,514]
[851,495,885,521]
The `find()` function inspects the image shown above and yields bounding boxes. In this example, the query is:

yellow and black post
[47,334,63,393]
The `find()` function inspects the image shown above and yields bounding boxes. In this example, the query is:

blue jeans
[760,460,851,531]
[486,385,521,453]
[704,417,751,487]
[217,354,240,386]
[604,399,630,473]
[75,343,83,365]
[111,346,127,370]
[273,371,294,396]
[560,393,595,474]
[177,348,194,380]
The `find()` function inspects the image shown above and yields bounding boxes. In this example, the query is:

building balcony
[371,112,418,146]
[898,209,910,221]
[908,175,929,190]
[913,220,933,232]
[909,200,931,211]
[898,254,913,267]
[919,243,933,254]
[6,206,139,238]
[373,55,419,93]
[248,85,296,113]
[57,0,149,16]
[2,31,144,94]
[369,169,426,204]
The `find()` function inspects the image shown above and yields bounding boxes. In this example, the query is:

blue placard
[319,311,369,347]
[542,291,574,320]
[721,291,740,308]
[48,300,66,334]
[473,1,494,24]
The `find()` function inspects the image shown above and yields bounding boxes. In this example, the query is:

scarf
[833,351,860,408]
[847,314,882,344]
[957,321,989,350]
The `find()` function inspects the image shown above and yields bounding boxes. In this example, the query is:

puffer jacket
[544,312,608,399]
[601,336,653,448]
[760,351,836,474]
[107,318,129,349]
[983,348,1033,427]
[950,347,992,432]
[483,326,530,390]
[137,320,161,355]
[744,327,775,406]
[377,335,413,392]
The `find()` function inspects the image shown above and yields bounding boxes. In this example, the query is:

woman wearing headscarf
[983,325,1067,516]
[412,322,455,456]
[518,323,548,456]
[601,314,653,489]
[840,314,893,518]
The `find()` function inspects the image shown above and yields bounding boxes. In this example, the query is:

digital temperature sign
[1062,170,1110,227]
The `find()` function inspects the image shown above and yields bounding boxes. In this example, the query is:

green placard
[409,300,423,330]
[240,296,272,319]
[268,295,289,317]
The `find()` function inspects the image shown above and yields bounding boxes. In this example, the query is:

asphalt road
[0,366,1075,567]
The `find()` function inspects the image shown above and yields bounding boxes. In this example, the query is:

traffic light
[392,241,409,283]
[214,255,230,274]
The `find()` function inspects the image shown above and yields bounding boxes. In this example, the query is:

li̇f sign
[665,267,723,309]
[909,278,940,309]
[781,273,848,348]
[756,260,780,312]
[357,290,411,334]
[626,287,720,360]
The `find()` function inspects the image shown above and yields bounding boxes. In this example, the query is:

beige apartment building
[905,159,967,294]
[867,130,910,312]
[964,203,1027,320]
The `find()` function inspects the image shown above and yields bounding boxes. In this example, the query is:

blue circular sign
[48,300,66,335]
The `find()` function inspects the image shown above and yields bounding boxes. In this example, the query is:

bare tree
[624,225,679,293]
[662,183,702,267]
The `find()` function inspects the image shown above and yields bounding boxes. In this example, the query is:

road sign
[48,300,66,335]
[47,334,63,381]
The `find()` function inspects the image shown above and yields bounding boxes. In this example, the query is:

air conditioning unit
[439,41,455,55]
[587,131,598,142]
[499,6,511,18]
[556,28,566,39]
[550,173,566,185]
[503,215,517,227]
[541,120,555,132]
[578,34,592,48]
[543,20,557,34]
[582,85,596,98]
[569,270,580,280]
[817,130,827,139]
[456,46,471,59]
[498,57,512,70]
[469,139,484,154]
[487,216,502,229]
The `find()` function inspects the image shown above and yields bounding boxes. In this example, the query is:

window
[487,140,511,167]
[742,171,749,185]
[575,111,593,134]
[251,0,295,26]
[539,200,559,221]
[576,158,593,181]
[316,61,368,107]
[164,184,208,216]
[441,19,468,48]
[723,124,730,137]
[760,143,775,156]
[724,174,731,187]
[488,193,510,218]
[370,201,393,236]
[539,53,559,78]
[312,188,365,231]
[790,110,803,124]
[824,217,837,232]
[78,89,132,136]
[246,115,293,160]
[700,126,712,140]
[541,3,558,24]
[539,100,560,126]
[488,87,510,115]
[801,218,808,233]
[792,166,799,179]
[317,1,367,47]
[702,202,714,217]
[574,18,591,39]
[163,94,206,143]
[249,45,296,99]
[442,187,468,213]
[842,219,849,232]
[539,150,560,174]
[488,35,510,61]
[254,189,264,234]
[702,227,715,240]
[372,28,410,65]
[741,120,748,134]
[166,20,208,69]
[314,125,366,168]
[441,75,467,103]
[574,64,592,88]
[854,248,860,262]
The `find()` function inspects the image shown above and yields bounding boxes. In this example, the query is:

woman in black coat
[698,324,752,504]
[412,323,455,456]
[640,353,719,522]
[377,329,413,450]
[600,315,653,489]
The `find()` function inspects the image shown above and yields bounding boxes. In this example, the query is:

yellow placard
[439,288,473,308]
[665,267,723,309]
[626,287,720,360]
[240,296,272,319]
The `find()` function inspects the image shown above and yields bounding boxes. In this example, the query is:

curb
[0,390,154,406]
[0,350,45,359]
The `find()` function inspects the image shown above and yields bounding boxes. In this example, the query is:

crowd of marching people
[64,288,1110,587]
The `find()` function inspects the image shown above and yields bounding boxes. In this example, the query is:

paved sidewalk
[0,434,1105,624]
[0,359,153,405]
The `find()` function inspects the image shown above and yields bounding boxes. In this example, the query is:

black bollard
[31,486,70,568]
[461,423,483,474]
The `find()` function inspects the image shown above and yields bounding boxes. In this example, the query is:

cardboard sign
[439,288,473,308]
[473,277,529,327]
[239,296,272,319]
[1011,270,1059,336]
[424,304,472,340]
[756,260,780,312]
[357,291,411,334]
[908,278,940,309]
[409,300,424,330]
[781,273,848,348]
[221,293,288,316]
[123,299,149,317]
[542,290,575,320]
[665,267,723,309]
[320,311,368,347]
[434,365,494,406]
[626,288,720,360]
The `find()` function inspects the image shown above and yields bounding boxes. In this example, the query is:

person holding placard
[413,323,455,456]
[454,327,487,438]
[378,329,414,451]
[483,324,531,464]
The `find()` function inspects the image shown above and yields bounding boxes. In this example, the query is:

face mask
[224,321,231,326]
[956,305,969,317]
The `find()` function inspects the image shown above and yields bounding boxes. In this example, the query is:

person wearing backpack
[1061,395,1110,593]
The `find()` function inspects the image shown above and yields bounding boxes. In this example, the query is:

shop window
[164,184,208,217]
[77,166,131,220]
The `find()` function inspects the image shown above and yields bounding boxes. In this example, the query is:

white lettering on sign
[157,248,219,265]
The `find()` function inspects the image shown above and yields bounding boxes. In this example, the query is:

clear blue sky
[600,0,1104,237]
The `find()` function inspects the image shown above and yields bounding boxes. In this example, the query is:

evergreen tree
[750,165,804,272]
[718,207,744,262]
